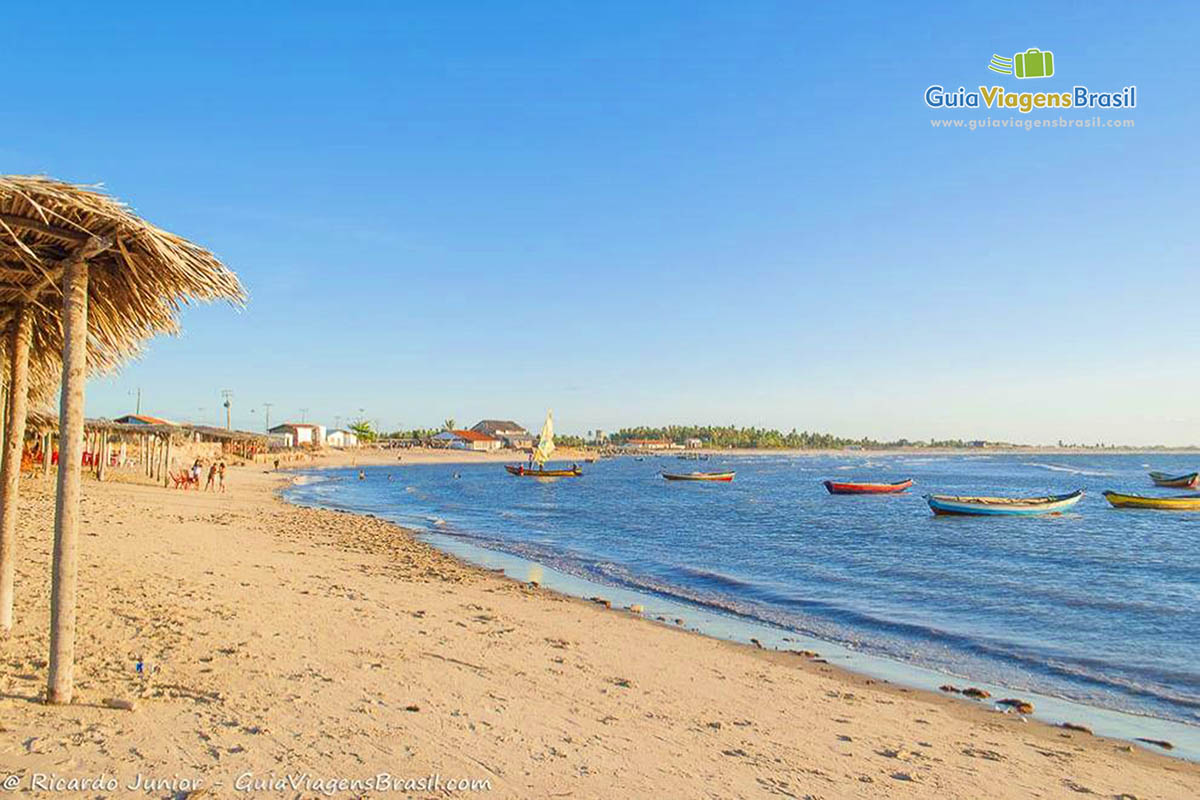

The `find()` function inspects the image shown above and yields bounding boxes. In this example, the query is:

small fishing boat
[662,471,735,482]
[824,478,913,495]
[505,464,582,478]
[506,411,581,478]
[926,489,1084,516]
[1103,490,1200,510]
[1148,471,1200,489]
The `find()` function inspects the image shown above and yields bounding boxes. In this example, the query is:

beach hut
[0,175,244,704]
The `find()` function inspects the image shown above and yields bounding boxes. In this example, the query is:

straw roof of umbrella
[0,175,246,406]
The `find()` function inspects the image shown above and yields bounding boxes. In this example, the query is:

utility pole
[263,402,273,433]
[221,389,233,430]
[299,407,309,423]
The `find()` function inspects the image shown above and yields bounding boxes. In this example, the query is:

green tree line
[607,426,995,450]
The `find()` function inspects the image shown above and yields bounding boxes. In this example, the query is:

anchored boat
[1103,491,1200,510]
[506,411,581,478]
[1148,471,1200,489]
[926,489,1084,516]
[823,479,913,495]
[505,464,582,478]
[662,471,735,482]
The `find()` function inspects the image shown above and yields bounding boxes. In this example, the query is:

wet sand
[1,454,1197,798]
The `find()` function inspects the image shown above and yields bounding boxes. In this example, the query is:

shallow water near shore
[284,452,1200,758]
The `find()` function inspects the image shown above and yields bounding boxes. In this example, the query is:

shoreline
[3,458,1198,798]
[285,460,1200,763]
[295,445,1200,468]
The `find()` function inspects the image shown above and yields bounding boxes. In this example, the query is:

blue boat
[926,489,1084,516]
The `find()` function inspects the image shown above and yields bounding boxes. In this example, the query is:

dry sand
[1,453,1198,799]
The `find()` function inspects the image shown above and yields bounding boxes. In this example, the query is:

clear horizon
[6,2,1197,446]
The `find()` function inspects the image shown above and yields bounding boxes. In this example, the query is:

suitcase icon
[1014,48,1054,79]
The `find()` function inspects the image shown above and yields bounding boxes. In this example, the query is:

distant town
[97,414,1194,454]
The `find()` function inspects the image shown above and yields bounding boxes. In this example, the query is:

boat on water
[1148,471,1200,489]
[824,478,913,495]
[505,464,582,478]
[926,489,1084,516]
[1103,490,1200,510]
[506,411,581,478]
[662,471,735,482]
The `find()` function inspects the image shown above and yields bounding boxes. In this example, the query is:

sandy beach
[2,455,1198,799]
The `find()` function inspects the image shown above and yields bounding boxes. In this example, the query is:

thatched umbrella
[0,176,245,703]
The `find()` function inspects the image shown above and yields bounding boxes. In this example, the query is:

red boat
[823,478,913,495]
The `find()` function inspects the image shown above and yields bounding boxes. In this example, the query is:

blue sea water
[285,452,1200,730]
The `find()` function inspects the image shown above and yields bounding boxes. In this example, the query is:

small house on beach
[325,429,359,448]
[471,419,533,449]
[626,438,672,450]
[268,422,326,448]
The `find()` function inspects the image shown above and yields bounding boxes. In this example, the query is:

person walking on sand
[205,462,217,492]
[218,461,227,493]
[191,458,203,490]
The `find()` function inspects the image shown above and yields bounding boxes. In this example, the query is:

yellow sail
[533,410,555,465]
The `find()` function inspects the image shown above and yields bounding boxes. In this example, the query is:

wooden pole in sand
[163,434,172,487]
[43,433,52,479]
[0,385,8,456]
[0,304,33,631]
[97,433,107,482]
[49,237,107,705]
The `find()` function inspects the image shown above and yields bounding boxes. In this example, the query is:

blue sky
[3,2,1197,444]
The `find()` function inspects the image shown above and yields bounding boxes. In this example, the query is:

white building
[268,422,326,447]
[325,429,359,448]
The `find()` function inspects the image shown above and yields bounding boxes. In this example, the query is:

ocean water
[285,452,1200,728]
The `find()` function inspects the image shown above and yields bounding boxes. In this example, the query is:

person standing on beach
[205,462,217,492]
[191,458,203,490]
[218,461,226,493]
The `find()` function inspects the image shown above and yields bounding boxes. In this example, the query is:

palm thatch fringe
[0,175,247,406]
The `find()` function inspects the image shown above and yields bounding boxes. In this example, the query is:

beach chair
[170,469,191,489]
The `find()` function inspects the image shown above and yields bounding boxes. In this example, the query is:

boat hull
[505,465,581,478]
[926,490,1084,516]
[1148,471,1200,489]
[824,479,913,495]
[1103,490,1200,510]
[662,471,735,482]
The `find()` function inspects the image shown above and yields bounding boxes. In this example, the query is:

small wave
[669,565,757,591]
[290,474,328,486]
[1023,462,1111,477]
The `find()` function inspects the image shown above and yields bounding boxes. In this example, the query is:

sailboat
[505,411,582,477]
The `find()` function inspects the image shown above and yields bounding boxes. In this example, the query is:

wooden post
[163,435,172,487]
[0,385,8,455]
[48,253,92,704]
[42,433,51,478]
[97,435,107,482]
[0,304,33,631]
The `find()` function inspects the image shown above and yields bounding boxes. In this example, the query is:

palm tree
[349,419,376,442]
[443,418,456,431]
